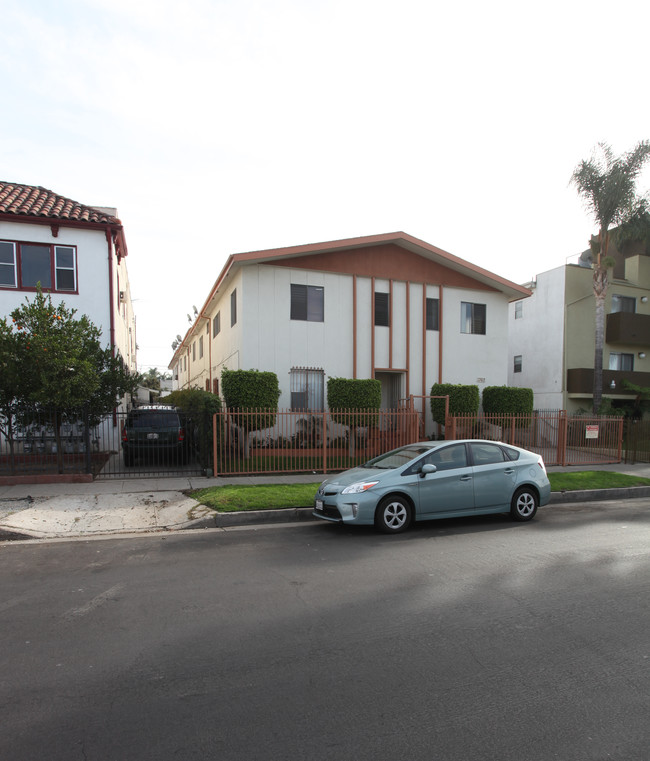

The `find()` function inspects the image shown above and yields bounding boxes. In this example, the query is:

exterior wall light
[610,380,616,389]
[639,352,647,359]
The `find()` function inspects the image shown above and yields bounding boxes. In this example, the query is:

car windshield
[364,446,432,469]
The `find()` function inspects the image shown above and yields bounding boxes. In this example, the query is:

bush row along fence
[445,411,625,466]
[212,408,422,476]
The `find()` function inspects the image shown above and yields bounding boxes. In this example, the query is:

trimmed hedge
[482,386,534,415]
[221,369,280,432]
[327,377,381,428]
[430,383,479,426]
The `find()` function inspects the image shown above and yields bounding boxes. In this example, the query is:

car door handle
[460,475,473,481]
[504,469,514,475]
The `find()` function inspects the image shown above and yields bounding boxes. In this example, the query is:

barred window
[290,367,324,410]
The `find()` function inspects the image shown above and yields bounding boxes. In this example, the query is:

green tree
[141,367,172,393]
[0,318,25,472]
[570,140,650,412]
[8,288,140,471]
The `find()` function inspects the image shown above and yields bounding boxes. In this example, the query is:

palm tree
[570,140,650,412]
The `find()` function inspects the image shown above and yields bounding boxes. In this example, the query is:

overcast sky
[2,0,649,372]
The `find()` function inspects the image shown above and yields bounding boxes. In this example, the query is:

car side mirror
[420,463,436,477]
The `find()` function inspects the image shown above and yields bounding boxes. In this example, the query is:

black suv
[121,406,187,466]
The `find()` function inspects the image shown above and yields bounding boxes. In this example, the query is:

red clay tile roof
[0,181,119,224]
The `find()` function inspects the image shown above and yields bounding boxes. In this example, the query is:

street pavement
[1,463,649,540]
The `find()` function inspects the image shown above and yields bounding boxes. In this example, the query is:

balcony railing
[606,311,650,347]
[567,368,650,395]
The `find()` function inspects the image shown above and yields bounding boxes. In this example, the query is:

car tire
[375,496,412,534]
[510,487,538,521]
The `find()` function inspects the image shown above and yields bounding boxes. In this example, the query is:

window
[408,443,468,474]
[205,379,210,392]
[426,298,439,331]
[374,292,390,326]
[611,294,636,313]
[212,378,219,395]
[231,289,237,326]
[290,284,324,322]
[514,301,523,319]
[0,240,77,292]
[213,311,221,337]
[0,241,16,287]
[198,336,204,359]
[192,342,196,362]
[514,355,522,373]
[470,442,507,465]
[461,302,486,334]
[290,367,324,410]
[609,352,634,371]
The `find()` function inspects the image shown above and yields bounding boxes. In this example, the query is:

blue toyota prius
[313,439,551,534]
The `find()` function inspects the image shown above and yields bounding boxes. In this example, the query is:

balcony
[567,368,650,396]
[606,311,650,347]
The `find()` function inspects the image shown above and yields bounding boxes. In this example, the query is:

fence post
[212,412,223,478]
[558,410,567,467]
[84,406,92,475]
[322,410,327,473]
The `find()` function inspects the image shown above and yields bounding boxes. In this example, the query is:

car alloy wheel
[510,487,538,521]
[376,496,412,534]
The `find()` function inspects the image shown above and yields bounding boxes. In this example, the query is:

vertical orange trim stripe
[405,282,410,397]
[371,277,375,378]
[422,283,426,401]
[353,275,357,379]
[438,286,444,384]
[388,279,393,369]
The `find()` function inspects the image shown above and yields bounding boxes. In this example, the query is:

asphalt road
[1,498,649,761]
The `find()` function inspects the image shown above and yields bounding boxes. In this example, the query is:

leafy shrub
[430,383,479,426]
[482,386,534,415]
[221,369,280,433]
[327,377,381,428]
[159,388,222,466]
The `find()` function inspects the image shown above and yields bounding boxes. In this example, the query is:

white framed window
[514,301,523,319]
[611,294,635,313]
[0,241,17,287]
[461,302,486,334]
[0,240,77,292]
[514,355,522,373]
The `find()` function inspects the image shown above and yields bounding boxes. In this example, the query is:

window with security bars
[460,302,486,334]
[290,368,324,410]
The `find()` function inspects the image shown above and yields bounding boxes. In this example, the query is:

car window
[366,446,432,469]
[502,446,520,461]
[469,442,507,465]
[129,412,180,428]
[425,444,468,471]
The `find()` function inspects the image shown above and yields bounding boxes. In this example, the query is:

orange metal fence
[445,412,624,466]
[212,408,422,476]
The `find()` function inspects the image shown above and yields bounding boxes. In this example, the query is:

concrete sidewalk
[1,464,649,541]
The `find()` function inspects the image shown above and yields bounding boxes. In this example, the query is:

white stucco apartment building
[0,181,137,378]
[169,233,530,432]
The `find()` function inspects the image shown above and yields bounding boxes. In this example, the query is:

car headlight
[342,481,379,494]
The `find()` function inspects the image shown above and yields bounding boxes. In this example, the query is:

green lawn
[189,471,650,513]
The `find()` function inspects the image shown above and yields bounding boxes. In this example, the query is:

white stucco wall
[508,266,566,409]
[0,219,134,367]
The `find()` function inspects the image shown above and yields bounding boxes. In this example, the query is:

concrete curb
[549,486,650,504]
[184,486,650,529]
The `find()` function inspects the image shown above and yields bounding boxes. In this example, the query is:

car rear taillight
[121,426,128,442]
[178,427,185,442]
